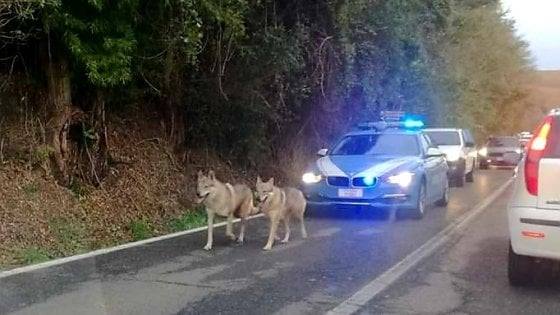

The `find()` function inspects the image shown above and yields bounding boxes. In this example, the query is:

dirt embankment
[0,109,272,268]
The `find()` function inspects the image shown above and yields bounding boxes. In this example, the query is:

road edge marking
[327,178,513,315]
[0,213,265,279]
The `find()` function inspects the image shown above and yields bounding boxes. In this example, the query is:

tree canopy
[0,0,533,181]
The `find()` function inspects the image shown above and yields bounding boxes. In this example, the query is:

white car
[508,110,560,286]
[424,128,477,187]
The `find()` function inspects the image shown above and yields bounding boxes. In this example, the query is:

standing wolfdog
[255,176,308,250]
[196,170,257,250]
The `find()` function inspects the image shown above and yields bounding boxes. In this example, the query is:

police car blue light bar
[403,119,425,129]
[357,111,425,130]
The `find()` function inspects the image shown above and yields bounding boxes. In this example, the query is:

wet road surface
[0,170,513,315]
[359,173,560,315]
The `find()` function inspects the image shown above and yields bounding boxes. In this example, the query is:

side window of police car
[420,134,431,157]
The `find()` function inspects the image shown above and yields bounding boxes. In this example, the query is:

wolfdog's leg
[281,216,291,243]
[204,211,215,250]
[237,217,246,244]
[226,213,236,240]
[264,216,280,250]
[299,211,308,239]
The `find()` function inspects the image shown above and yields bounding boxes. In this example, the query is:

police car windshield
[424,131,461,146]
[331,134,420,156]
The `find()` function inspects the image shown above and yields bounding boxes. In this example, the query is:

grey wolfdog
[196,170,258,250]
[255,176,308,250]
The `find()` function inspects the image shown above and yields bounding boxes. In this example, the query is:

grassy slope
[0,109,260,269]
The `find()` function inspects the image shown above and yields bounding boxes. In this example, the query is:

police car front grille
[488,152,503,157]
[327,176,350,187]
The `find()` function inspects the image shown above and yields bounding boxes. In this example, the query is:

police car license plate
[338,188,363,198]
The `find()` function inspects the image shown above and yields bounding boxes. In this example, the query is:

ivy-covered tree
[36,0,139,185]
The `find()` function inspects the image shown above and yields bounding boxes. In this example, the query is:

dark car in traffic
[478,136,523,168]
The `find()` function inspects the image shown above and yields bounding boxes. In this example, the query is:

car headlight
[478,147,488,157]
[302,172,322,184]
[387,172,414,188]
[515,148,522,154]
[446,151,461,162]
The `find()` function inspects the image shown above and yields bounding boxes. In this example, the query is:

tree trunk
[90,90,110,185]
[47,59,74,186]
[163,47,186,161]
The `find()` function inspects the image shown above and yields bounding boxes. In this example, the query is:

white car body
[507,109,560,285]
[509,158,560,261]
[424,128,477,186]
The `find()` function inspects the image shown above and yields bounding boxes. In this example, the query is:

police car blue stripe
[354,157,414,178]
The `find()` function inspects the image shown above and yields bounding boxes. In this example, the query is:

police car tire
[508,243,533,287]
[412,182,426,219]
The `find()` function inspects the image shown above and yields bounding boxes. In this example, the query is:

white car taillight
[525,117,554,195]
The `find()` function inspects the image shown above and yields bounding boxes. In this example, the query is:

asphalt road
[1,170,514,315]
[359,174,560,315]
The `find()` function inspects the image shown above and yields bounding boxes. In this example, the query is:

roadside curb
[0,213,265,280]
[327,178,513,315]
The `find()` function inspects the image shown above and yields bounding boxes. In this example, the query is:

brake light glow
[525,117,554,195]
[521,231,545,239]
[530,122,551,151]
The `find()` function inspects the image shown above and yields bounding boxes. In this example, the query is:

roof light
[403,119,425,129]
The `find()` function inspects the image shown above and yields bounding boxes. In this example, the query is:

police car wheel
[412,182,426,219]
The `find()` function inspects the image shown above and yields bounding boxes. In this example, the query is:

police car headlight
[387,172,414,188]
[478,147,488,157]
[446,151,461,162]
[302,172,322,184]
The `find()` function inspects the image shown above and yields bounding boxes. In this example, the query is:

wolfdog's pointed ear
[257,176,262,183]
[208,170,215,180]
[197,170,203,178]
[268,177,274,185]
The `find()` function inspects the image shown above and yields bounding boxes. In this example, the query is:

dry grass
[0,109,270,268]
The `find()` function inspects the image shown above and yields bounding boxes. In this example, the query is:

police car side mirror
[317,149,328,157]
[426,147,444,158]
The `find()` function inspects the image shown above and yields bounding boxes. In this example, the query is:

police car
[302,115,449,219]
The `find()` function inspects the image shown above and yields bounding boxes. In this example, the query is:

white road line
[0,213,265,280]
[327,178,513,315]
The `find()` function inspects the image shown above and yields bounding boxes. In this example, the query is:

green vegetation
[168,209,207,232]
[68,180,89,200]
[22,182,39,197]
[49,218,89,256]
[19,247,52,265]
[129,219,153,241]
